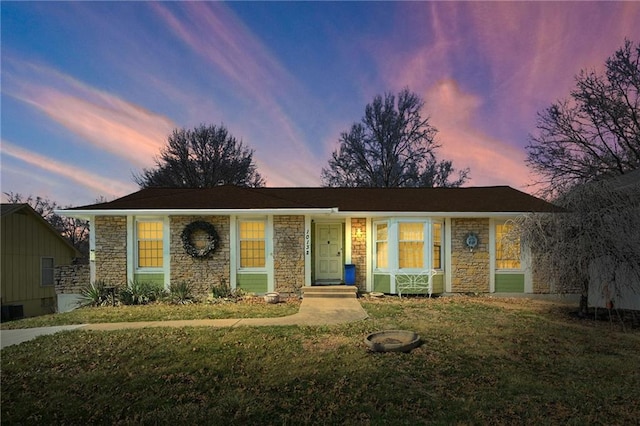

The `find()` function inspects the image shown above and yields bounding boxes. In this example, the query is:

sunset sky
[2,2,639,206]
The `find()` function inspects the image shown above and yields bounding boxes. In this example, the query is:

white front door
[315,223,343,281]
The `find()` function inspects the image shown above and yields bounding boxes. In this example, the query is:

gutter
[55,207,339,219]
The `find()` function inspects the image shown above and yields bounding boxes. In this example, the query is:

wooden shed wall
[1,210,76,316]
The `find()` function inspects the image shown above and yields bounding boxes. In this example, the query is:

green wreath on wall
[181,221,219,258]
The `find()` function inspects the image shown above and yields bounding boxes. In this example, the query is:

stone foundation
[55,264,91,294]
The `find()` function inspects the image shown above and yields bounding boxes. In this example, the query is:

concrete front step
[302,285,358,299]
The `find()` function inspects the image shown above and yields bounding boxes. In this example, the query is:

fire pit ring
[365,330,421,353]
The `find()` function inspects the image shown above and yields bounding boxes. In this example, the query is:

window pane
[375,223,388,269]
[376,223,387,241]
[399,223,423,241]
[432,223,442,270]
[41,257,54,286]
[399,242,424,268]
[240,221,265,239]
[399,223,424,269]
[376,241,388,269]
[239,221,266,268]
[137,221,163,268]
[496,223,521,269]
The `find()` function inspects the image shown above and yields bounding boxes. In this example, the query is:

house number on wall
[305,229,311,255]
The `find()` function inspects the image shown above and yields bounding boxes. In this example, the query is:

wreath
[181,221,219,258]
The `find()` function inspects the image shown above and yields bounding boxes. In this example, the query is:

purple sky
[2,2,639,206]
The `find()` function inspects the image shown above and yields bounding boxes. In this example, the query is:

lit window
[239,221,266,268]
[398,223,424,269]
[432,223,442,270]
[375,222,388,269]
[41,257,54,286]
[496,223,521,269]
[137,221,163,268]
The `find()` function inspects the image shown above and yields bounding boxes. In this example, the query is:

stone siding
[273,215,305,293]
[95,216,127,287]
[451,218,490,293]
[170,216,230,297]
[350,218,367,291]
[55,264,91,294]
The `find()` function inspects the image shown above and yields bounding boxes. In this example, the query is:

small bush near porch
[2,297,638,424]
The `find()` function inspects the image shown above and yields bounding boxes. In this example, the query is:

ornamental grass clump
[168,281,196,305]
[120,280,165,305]
[78,280,114,307]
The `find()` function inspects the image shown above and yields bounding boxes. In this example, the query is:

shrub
[168,281,195,305]
[211,277,233,299]
[120,280,165,305]
[78,280,114,307]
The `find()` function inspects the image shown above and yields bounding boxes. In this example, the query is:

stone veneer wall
[55,264,90,294]
[170,216,230,297]
[451,218,490,293]
[531,256,552,293]
[95,216,128,287]
[350,218,367,292]
[273,215,305,293]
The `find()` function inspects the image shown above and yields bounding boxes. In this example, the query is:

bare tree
[527,39,640,198]
[321,88,469,187]
[515,172,640,316]
[134,124,264,188]
[3,192,89,259]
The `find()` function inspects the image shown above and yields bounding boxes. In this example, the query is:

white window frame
[396,219,431,272]
[134,218,165,272]
[237,217,268,272]
[432,221,444,271]
[41,257,55,286]
[494,220,523,272]
[373,220,389,271]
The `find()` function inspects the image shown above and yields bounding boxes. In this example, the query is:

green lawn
[2,296,639,425]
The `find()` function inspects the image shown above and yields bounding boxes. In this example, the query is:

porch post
[304,215,312,287]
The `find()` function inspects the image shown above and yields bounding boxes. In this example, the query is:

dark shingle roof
[68,185,561,213]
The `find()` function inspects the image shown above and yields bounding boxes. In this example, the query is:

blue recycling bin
[344,264,356,285]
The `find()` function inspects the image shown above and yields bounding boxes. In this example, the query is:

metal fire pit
[365,330,421,353]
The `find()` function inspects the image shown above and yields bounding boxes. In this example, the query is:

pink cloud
[1,140,137,197]
[6,64,175,168]
[424,79,541,191]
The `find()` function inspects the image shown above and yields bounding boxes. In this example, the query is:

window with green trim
[239,220,266,268]
[496,222,521,269]
[137,221,163,268]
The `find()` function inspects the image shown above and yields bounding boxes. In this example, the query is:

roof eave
[56,208,553,219]
[55,207,339,218]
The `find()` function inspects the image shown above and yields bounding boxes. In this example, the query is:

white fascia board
[332,211,531,218]
[55,207,338,218]
[56,208,532,219]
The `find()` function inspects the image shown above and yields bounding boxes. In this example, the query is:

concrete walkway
[1,296,369,349]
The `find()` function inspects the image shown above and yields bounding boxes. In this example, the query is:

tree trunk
[579,292,589,317]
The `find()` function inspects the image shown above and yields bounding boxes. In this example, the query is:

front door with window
[315,223,343,282]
